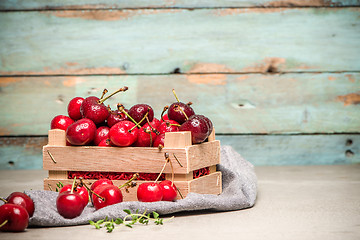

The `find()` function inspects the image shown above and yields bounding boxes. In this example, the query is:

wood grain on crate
[0,8,359,75]
[1,134,358,169]
[0,0,358,10]
[1,73,358,136]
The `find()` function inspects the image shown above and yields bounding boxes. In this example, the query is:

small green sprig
[89,209,172,233]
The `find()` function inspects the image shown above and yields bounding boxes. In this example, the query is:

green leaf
[96,219,104,225]
[123,209,131,215]
[152,212,159,219]
[89,220,95,226]
[115,218,123,224]
[125,224,133,228]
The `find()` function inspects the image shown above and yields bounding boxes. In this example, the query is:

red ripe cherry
[179,115,209,144]
[66,118,97,145]
[6,192,35,218]
[168,102,195,124]
[107,108,129,128]
[161,114,169,122]
[0,204,29,232]
[91,179,113,192]
[153,133,165,148]
[109,121,138,147]
[134,123,157,147]
[98,138,111,147]
[158,120,180,134]
[149,117,161,129]
[56,192,85,219]
[129,104,154,126]
[92,185,123,210]
[60,185,89,208]
[159,180,177,201]
[201,115,213,136]
[67,97,84,120]
[80,96,110,125]
[137,182,163,202]
[50,115,74,131]
[94,126,110,146]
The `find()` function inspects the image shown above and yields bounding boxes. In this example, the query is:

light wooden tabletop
[0,165,359,240]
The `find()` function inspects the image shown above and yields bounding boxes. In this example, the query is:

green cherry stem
[154,156,169,183]
[0,220,8,228]
[118,173,139,189]
[79,178,105,201]
[172,89,180,102]
[98,86,128,104]
[70,176,77,194]
[160,106,169,122]
[0,197,8,203]
[128,111,149,132]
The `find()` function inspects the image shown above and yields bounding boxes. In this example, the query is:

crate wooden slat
[43,129,222,201]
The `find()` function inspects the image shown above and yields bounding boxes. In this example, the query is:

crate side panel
[43,146,189,174]
[187,140,221,171]
[189,172,222,195]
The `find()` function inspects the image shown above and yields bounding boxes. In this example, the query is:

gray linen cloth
[24,145,257,227]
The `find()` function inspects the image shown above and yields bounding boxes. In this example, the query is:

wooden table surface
[0,165,359,240]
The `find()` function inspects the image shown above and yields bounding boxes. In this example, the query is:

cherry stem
[161,106,169,122]
[154,156,169,183]
[0,197,8,203]
[119,107,142,129]
[0,219,8,228]
[79,178,105,201]
[118,173,139,189]
[129,111,148,132]
[167,154,175,185]
[172,89,180,102]
[70,176,76,194]
[176,187,184,199]
[98,86,128,104]
[100,89,108,99]
[175,105,189,120]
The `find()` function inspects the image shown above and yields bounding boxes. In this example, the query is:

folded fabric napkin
[23,145,257,227]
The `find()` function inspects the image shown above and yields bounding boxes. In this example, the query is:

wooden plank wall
[0,0,359,169]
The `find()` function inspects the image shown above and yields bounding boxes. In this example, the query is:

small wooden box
[43,129,222,201]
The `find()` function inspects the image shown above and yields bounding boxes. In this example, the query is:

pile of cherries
[56,176,177,219]
[0,192,35,232]
[51,87,213,147]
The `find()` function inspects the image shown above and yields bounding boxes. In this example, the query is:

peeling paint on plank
[186,74,227,85]
[188,63,234,73]
[337,93,360,106]
[0,67,126,76]
[242,57,286,73]
[49,9,182,21]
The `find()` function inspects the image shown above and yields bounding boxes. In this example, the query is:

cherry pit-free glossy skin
[80,96,110,125]
[129,104,154,126]
[109,120,138,147]
[94,126,110,146]
[179,115,210,144]
[92,184,123,210]
[107,108,129,128]
[168,102,195,124]
[91,179,114,192]
[60,185,89,208]
[51,115,74,131]
[6,192,35,217]
[56,191,85,219]
[134,123,157,147]
[158,120,180,134]
[0,204,29,232]
[67,97,84,120]
[66,118,97,145]
[137,182,163,202]
[153,133,165,148]
[159,180,177,201]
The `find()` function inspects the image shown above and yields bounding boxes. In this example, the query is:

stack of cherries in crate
[50,87,214,219]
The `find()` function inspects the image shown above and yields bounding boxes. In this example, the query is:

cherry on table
[92,184,123,210]
[67,97,84,120]
[66,118,97,145]
[159,180,177,201]
[56,191,85,219]
[80,96,110,125]
[50,115,74,131]
[60,184,89,208]
[107,108,129,128]
[158,120,180,134]
[137,182,163,202]
[98,138,111,147]
[6,192,35,217]
[90,179,114,192]
[109,120,138,147]
[133,123,157,147]
[0,203,29,232]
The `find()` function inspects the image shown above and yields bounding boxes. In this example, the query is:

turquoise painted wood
[0,8,359,75]
[1,73,359,136]
[0,0,359,10]
[0,134,358,170]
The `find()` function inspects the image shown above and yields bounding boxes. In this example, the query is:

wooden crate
[43,129,222,201]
